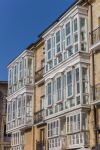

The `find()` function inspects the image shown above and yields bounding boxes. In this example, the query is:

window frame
[55,29,61,55]
[65,20,72,49]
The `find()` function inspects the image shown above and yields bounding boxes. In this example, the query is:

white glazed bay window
[12,131,24,150]
[66,112,89,148]
[48,120,66,150]
[65,64,89,109]
[7,93,33,132]
[8,52,33,95]
[48,120,59,149]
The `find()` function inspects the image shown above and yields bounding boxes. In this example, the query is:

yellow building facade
[6,0,100,150]
[33,38,47,150]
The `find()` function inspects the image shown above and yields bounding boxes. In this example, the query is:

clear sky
[0,0,75,80]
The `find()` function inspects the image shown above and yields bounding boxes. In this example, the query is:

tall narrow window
[26,95,32,116]
[17,97,21,117]
[67,71,72,97]
[12,101,16,120]
[9,69,12,94]
[73,18,78,52]
[47,38,52,60]
[67,117,69,133]
[82,68,88,93]
[14,65,17,84]
[28,58,32,84]
[47,82,52,105]
[8,103,11,122]
[56,30,61,53]
[70,116,73,133]
[77,114,80,130]
[76,68,80,94]
[82,67,88,104]
[65,22,71,47]
[80,18,87,51]
[19,61,23,80]
[56,77,61,101]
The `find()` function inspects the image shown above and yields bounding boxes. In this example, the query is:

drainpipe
[86,0,98,146]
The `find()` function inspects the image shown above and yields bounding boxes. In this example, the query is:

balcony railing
[34,109,45,124]
[35,67,44,82]
[4,136,11,142]
[90,26,100,50]
[36,140,46,150]
[91,83,100,103]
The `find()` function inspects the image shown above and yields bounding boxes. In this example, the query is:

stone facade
[0,81,11,150]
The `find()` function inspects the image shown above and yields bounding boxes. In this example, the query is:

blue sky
[0,0,75,80]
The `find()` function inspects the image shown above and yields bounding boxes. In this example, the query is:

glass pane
[66,36,71,46]
[80,18,85,29]
[82,68,87,80]
[48,83,52,105]
[76,96,80,105]
[66,22,70,35]
[56,43,60,53]
[47,38,51,50]
[74,18,77,31]
[56,31,60,43]
[67,71,72,84]
[76,68,79,81]
[68,48,73,57]
[75,44,78,52]
[83,95,88,104]
[48,51,51,60]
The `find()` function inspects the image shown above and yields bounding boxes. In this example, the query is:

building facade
[6,50,34,150]
[33,38,47,150]
[88,0,100,147]
[6,0,100,150]
[42,2,90,149]
[0,81,11,150]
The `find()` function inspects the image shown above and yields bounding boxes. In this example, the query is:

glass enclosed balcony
[6,94,33,133]
[66,131,89,149]
[90,26,100,51]
[8,50,33,95]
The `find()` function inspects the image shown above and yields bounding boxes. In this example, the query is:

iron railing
[4,136,11,142]
[35,67,44,82]
[34,109,44,124]
[90,26,100,46]
[36,140,46,150]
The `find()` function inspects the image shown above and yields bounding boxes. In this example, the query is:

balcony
[91,83,100,104]
[90,26,100,51]
[35,67,44,82]
[34,109,45,124]
[7,115,32,133]
[36,140,46,150]
[4,136,11,142]
[66,131,89,149]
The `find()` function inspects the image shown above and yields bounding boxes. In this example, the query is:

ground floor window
[48,138,60,150]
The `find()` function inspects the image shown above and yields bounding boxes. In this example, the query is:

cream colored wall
[35,43,44,72]
[88,0,100,147]
[34,126,48,150]
[24,129,33,150]
[33,40,47,150]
